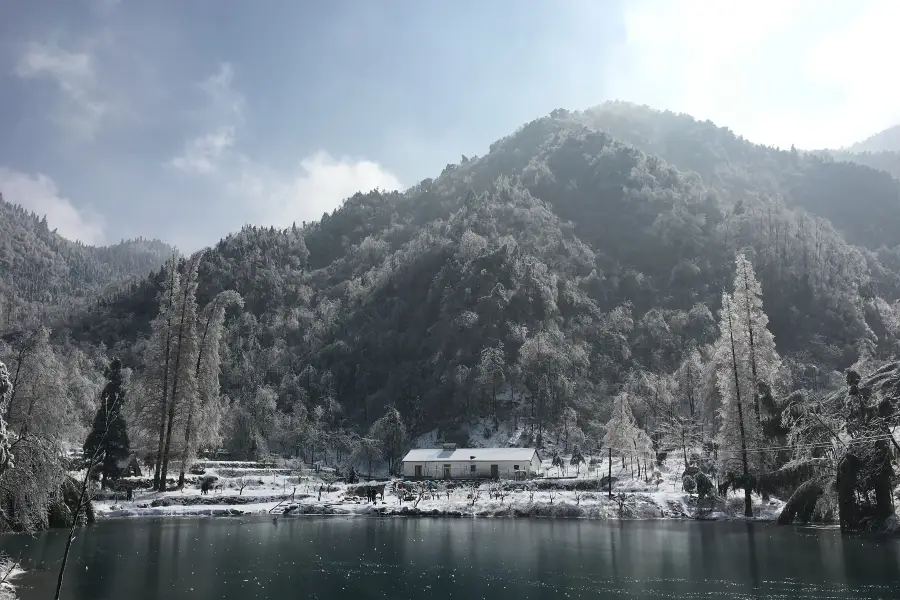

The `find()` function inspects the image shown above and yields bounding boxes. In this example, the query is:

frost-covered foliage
[715,256,782,476]
[5,101,900,530]
[602,392,653,471]
[0,362,13,477]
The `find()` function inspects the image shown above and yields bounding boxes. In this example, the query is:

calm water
[2,517,900,599]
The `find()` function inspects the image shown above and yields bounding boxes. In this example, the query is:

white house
[401,444,541,479]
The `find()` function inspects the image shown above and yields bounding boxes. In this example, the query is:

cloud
[169,64,403,232]
[198,63,244,123]
[0,168,105,244]
[169,127,236,175]
[230,151,404,227]
[610,0,900,149]
[15,41,108,139]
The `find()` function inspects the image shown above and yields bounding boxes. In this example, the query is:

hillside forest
[2,102,900,532]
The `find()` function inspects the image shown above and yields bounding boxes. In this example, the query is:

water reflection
[1,517,900,599]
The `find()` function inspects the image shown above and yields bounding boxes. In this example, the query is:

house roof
[402,447,539,463]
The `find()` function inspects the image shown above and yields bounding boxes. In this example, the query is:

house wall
[402,456,538,479]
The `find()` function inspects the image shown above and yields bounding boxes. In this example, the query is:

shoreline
[94,491,786,523]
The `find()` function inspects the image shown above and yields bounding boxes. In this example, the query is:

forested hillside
[5,101,900,530]
[846,125,900,154]
[58,103,900,457]
[0,195,173,330]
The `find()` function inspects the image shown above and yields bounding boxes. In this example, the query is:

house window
[443,464,451,478]
[470,464,476,473]
[514,465,519,471]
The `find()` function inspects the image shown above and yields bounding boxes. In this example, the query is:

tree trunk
[608,447,612,497]
[154,268,177,490]
[161,271,194,491]
[5,340,30,422]
[687,362,695,418]
[179,304,216,488]
[727,298,753,518]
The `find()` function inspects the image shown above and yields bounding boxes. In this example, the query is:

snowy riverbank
[93,456,786,523]
[0,562,23,600]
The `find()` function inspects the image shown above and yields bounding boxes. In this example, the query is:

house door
[443,464,451,479]
[490,464,499,479]
[415,465,423,478]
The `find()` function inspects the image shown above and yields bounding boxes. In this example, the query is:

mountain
[59,102,900,453]
[0,195,174,332]
[846,125,900,154]
[818,124,900,183]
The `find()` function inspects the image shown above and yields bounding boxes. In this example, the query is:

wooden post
[608,448,612,498]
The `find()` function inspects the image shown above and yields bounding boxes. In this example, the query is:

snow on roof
[402,447,538,462]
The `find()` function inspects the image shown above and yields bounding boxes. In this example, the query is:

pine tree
[477,343,505,419]
[83,358,130,488]
[732,254,779,424]
[602,392,640,470]
[715,292,755,517]
[570,445,585,475]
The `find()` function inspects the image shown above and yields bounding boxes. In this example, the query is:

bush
[695,472,713,499]
[682,475,697,494]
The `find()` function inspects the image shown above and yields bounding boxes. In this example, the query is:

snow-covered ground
[93,454,785,522]
[0,564,23,600]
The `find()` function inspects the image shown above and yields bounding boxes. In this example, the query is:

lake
[2,517,900,599]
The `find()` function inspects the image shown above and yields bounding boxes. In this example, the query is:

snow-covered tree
[733,254,780,424]
[632,427,655,478]
[178,289,243,487]
[160,253,202,489]
[370,406,407,475]
[352,437,382,476]
[602,392,640,469]
[570,445,585,475]
[476,343,505,418]
[675,346,704,419]
[0,361,13,477]
[714,292,756,517]
[144,255,182,490]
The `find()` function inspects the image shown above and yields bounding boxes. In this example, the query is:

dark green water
[2,517,900,599]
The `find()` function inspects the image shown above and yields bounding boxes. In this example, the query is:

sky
[0,0,897,251]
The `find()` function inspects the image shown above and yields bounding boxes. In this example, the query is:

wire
[600,431,898,457]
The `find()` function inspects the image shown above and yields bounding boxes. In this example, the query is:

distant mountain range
[0,195,174,331]
[845,124,900,154]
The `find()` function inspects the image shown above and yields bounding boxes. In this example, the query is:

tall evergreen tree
[83,358,130,488]
[160,253,202,490]
[602,392,641,469]
[733,254,780,424]
[178,289,243,487]
[715,292,755,517]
